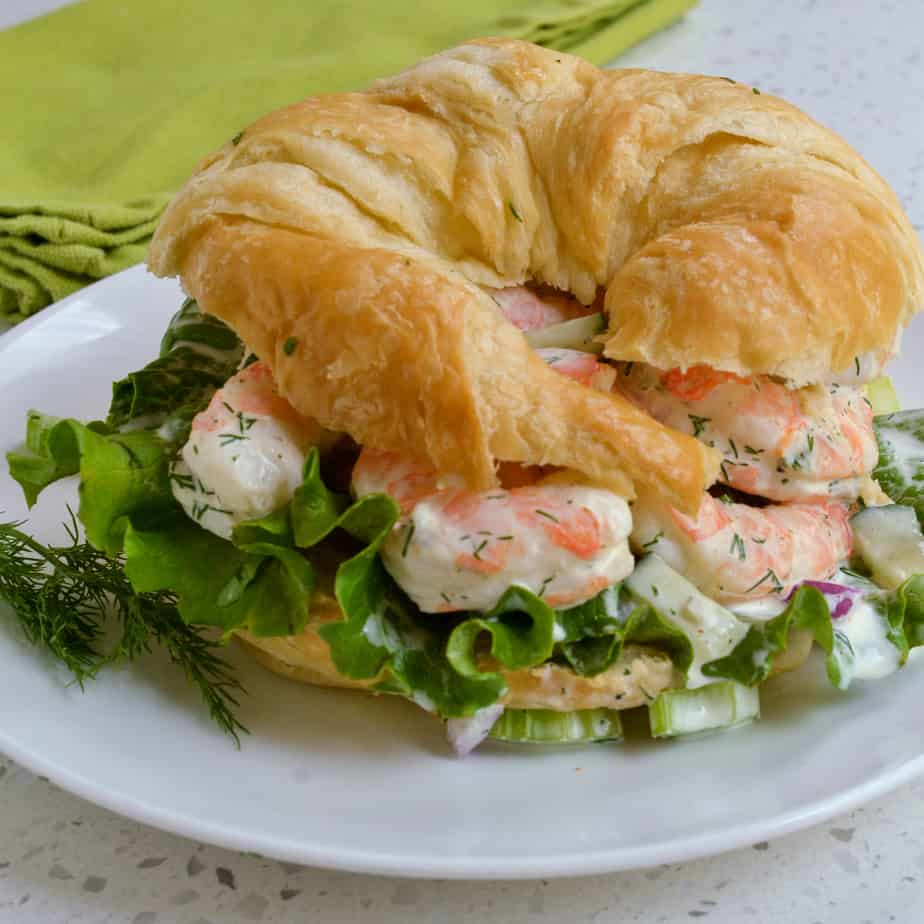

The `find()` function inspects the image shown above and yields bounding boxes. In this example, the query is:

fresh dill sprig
[0,513,247,744]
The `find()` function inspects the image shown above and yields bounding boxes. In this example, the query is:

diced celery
[866,376,900,415]
[625,555,748,688]
[649,681,759,738]
[851,504,924,590]
[524,313,605,353]
[489,708,623,744]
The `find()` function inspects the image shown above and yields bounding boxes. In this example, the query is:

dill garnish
[0,515,246,743]
[401,522,415,558]
[534,509,560,523]
[744,568,783,594]
[729,532,747,561]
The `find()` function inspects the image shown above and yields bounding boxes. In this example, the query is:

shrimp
[614,363,878,502]
[632,492,852,603]
[351,448,634,613]
[171,361,328,539]
[535,348,601,387]
[486,285,594,332]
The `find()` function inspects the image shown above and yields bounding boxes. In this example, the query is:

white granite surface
[3,0,924,920]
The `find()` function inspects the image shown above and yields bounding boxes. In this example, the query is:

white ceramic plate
[2,266,924,880]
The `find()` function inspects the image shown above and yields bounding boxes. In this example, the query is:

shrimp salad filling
[8,293,924,751]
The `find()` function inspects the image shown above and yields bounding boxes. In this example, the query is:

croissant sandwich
[11,39,924,752]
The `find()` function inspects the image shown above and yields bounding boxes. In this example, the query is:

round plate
[1,266,923,879]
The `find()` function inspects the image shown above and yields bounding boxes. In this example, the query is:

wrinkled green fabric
[0,0,696,321]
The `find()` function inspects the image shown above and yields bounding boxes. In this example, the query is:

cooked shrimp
[486,285,593,332]
[535,348,601,387]
[171,361,327,539]
[351,448,633,613]
[632,492,852,603]
[614,363,877,502]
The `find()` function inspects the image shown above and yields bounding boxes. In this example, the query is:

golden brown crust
[148,38,923,501]
[176,218,715,510]
[602,138,922,383]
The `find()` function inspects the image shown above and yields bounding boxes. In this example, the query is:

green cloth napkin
[0,0,696,322]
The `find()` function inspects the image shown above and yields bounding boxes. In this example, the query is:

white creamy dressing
[833,595,901,682]
[833,569,904,683]
[729,597,788,622]
[116,413,165,433]
[360,608,404,652]
[877,426,924,489]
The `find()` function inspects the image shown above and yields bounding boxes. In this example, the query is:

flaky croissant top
[148,38,924,513]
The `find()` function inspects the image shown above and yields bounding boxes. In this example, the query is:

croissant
[149,38,924,514]
[149,38,924,515]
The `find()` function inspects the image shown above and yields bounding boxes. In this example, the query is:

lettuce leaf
[873,409,924,526]
[701,585,851,688]
[7,413,173,554]
[876,574,924,656]
[443,581,694,687]
[556,585,693,677]
[446,587,558,679]
[107,298,243,443]
[123,513,316,637]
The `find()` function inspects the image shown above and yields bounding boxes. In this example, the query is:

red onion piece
[790,580,861,619]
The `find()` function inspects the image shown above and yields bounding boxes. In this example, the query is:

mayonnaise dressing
[834,597,902,683]
[876,426,924,490]
[729,597,788,622]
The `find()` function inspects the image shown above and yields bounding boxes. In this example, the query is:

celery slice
[649,681,759,738]
[625,555,748,688]
[866,375,900,415]
[524,313,605,353]
[489,708,623,744]
[851,504,924,591]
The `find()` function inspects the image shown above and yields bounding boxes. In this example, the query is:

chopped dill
[534,509,560,523]
[689,415,711,438]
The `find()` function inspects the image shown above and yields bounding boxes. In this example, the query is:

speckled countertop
[3,0,924,921]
